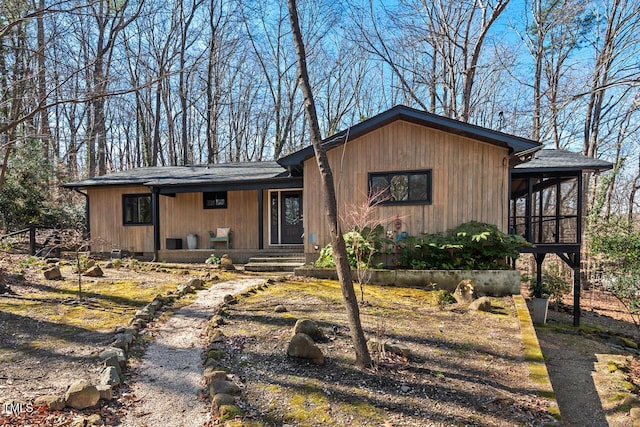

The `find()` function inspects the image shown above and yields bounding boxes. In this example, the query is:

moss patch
[512,295,560,419]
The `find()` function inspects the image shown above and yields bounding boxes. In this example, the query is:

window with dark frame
[368,170,432,205]
[203,191,228,209]
[122,194,152,225]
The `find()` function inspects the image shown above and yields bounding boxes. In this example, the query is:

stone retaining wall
[294,267,521,296]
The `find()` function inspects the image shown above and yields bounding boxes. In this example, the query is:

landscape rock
[275,304,288,313]
[131,318,146,329]
[103,355,123,378]
[218,404,244,422]
[43,266,62,280]
[87,414,104,426]
[114,332,134,346]
[134,307,154,321]
[185,278,204,290]
[99,348,126,369]
[623,393,640,407]
[209,330,225,343]
[453,279,475,305]
[219,254,235,271]
[100,366,121,386]
[209,315,226,327]
[203,368,228,386]
[96,384,113,400]
[34,394,66,411]
[65,380,100,410]
[287,332,324,365]
[223,294,237,304]
[631,407,640,420]
[83,265,103,277]
[177,283,194,295]
[210,393,236,412]
[368,338,412,359]
[293,318,325,342]
[112,334,130,352]
[469,296,492,312]
[209,380,241,396]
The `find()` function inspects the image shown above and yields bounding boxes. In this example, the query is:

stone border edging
[201,277,279,424]
[26,274,213,427]
[513,294,561,422]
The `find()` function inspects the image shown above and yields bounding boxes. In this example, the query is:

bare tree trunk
[287,0,371,369]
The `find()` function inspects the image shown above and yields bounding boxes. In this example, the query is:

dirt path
[536,307,633,427]
[119,277,265,427]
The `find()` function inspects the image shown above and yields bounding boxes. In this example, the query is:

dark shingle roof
[278,105,541,168]
[64,161,289,189]
[513,149,613,173]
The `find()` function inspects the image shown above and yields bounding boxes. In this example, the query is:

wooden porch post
[152,188,160,261]
[258,189,264,250]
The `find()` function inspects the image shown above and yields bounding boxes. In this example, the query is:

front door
[280,191,303,244]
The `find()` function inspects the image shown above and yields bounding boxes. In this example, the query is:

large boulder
[453,279,476,305]
[293,319,325,342]
[65,380,100,410]
[287,333,324,365]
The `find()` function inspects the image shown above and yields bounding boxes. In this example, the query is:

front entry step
[244,256,305,272]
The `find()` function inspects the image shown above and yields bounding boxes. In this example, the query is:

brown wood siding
[88,186,262,253]
[159,190,260,250]
[87,186,153,253]
[303,120,510,255]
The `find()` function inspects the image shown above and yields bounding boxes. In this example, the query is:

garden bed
[294,267,520,296]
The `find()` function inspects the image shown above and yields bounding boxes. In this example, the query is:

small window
[123,194,152,225]
[368,170,432,205]
[203,191,228,209]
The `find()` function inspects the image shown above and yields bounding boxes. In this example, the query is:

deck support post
[572,252,581,327]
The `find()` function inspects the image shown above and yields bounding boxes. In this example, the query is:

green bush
[205,253,221,265]
[398,221,527,270]
[313,226,387,269]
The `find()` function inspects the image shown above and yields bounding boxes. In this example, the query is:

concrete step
[247,256,305,264]
[244,255,305,272]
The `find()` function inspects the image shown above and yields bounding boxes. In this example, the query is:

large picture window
[203,191,228,209]
[368,170,432,205]
[123,194,152,225]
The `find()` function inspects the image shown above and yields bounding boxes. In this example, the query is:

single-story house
[64,105,612,273]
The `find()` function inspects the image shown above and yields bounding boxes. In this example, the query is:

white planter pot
[532,297,549,325]
[186,233,198,250]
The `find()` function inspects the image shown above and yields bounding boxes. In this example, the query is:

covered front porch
[141,163,304,260]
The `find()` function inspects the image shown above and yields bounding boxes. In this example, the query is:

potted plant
[525,275,551,324]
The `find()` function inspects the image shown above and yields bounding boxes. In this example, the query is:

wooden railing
[0,225,61,257]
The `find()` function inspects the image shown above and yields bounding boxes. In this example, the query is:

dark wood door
[280,191,303,244]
